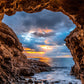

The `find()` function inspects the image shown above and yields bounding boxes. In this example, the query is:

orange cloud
[24,51,45,54]
[39,45,53,51]
[28,28,53,34]
[38,28,53,33]
[23,47,45,57]
[23,47,51,65]
[23,47,32,51]
[44,39,49,44]
[56,55,72,58]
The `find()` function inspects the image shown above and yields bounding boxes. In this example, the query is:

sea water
[28,58,81,84]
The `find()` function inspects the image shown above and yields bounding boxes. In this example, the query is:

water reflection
[23,47,81,84]
[33,58,81,84]
[26,55,52,66]
[25,58,81,84]
[23,47,52,65]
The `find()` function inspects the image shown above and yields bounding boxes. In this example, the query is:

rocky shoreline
[19,59,51,77]
[11,59,51,83]
[13,77,80,84]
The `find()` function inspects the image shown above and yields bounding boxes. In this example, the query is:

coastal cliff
[0,23,49,84]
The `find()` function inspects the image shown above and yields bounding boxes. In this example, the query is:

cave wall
[0,0,84,25]
[65,26,84,79]
[0,0,84,83]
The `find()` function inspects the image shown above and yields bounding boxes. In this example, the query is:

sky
[2,9,76,58]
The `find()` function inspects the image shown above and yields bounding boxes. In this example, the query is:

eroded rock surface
[0,0,84,25]
[0,0,84,83]
[65,27,84,79]
[0,23,50,84]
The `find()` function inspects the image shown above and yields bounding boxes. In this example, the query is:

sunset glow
[44,39,49,44]
[56,55,72,58]
[23,47,52,64]
[23,47,45,57]
[23,47,32,51]
[3,10,75,59]
[37,28,53,33]
[24,51,45,54]
[39,45,53,50]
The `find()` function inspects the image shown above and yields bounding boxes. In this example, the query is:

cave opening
[2,9,81,83]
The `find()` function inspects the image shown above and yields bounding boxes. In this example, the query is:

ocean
[26,58,81,84]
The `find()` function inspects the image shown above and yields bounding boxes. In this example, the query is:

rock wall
[0,23,49,84]
[0,0,84,25]
[65,27,84,79]
[0,0,84,83]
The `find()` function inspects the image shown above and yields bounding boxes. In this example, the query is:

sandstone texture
[0,0,84,25]
[65,27,84,79]
[0,0,84,83]
[0,23,50,84]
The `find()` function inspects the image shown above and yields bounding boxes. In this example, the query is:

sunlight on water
[23,47,81,84]
[23,47,52,65]
[26,57,81,84]
[23,47,72,65]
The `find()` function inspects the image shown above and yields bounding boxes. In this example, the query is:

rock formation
[0,0,84,83]
[65,27,84,79]
[0,23,50,84]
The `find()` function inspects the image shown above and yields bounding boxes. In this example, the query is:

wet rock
[34,80,42,84]
[28,79,33,83]
[51,81,60,84]
[43,80,49,84]
[69,82,72,84]
[34,81,38,84]
[55,81,60,83]
[19,76,25,80]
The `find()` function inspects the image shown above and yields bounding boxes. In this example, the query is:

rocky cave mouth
[1,10,82,83]
[0,0,84,84]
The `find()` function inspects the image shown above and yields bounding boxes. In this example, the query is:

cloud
[45,45,71,57]
[3,9,76,34]
[22,10,75,31]
[53,32,69,45]
[2,9,76,57]
[33,31,55,37]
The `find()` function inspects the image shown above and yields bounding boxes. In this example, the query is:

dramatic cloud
[22,10,74,30]
[33,32,55,37]
[2,9,75,34]
[2,9,76,58]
